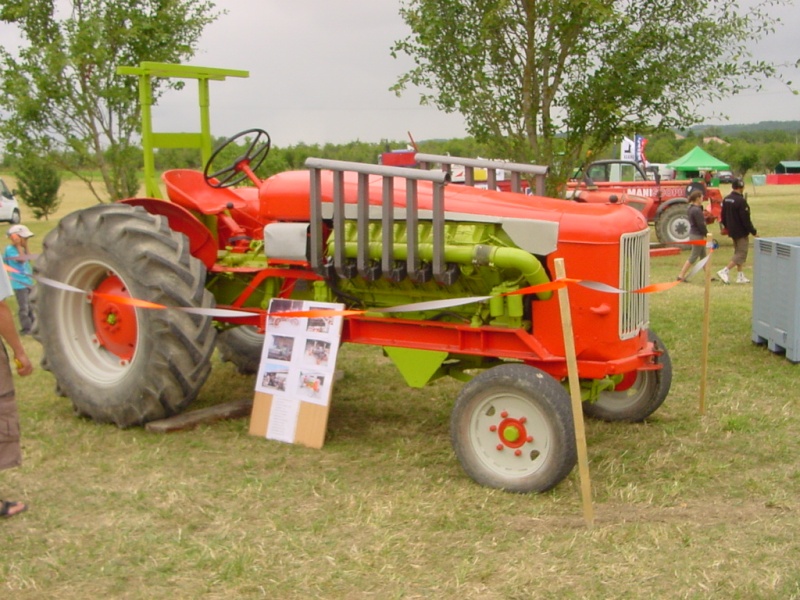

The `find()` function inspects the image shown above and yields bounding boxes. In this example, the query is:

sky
[157,0,469,145]
[1,0,799,146]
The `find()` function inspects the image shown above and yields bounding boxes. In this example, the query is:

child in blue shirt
[3,225,35,335]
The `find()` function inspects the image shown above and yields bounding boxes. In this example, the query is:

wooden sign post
[699,232,714,415]
[554,258,594,527]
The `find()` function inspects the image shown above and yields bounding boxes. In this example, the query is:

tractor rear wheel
[450,364,577,493]
[655,204,691,246]
[33,204,217,427]
[217,326,264,375]
[583,331,672,422]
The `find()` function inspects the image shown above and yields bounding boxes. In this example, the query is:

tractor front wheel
[655,204,691,246]
[583,331,672,422]
[450,364,577,493]
[217,326,264,375]
[33,204,217,427]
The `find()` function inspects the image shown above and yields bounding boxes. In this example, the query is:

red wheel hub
[614,370,638,392]
[489,410,535,455]
[91,274,137,361]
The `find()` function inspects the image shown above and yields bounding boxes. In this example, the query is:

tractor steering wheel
[203,128,271,188]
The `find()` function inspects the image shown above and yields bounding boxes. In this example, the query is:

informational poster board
[248,299,345,449]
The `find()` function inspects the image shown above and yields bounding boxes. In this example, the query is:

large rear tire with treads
[32,204,216,427]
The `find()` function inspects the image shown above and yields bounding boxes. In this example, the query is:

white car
[0,178,21,224]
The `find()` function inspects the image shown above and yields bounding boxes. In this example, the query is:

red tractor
[32,129,672,494]
[568,159,723,245]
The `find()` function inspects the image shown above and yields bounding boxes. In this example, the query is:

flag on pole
[635,134,648,164]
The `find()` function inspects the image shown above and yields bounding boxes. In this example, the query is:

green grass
[3,184,800,598]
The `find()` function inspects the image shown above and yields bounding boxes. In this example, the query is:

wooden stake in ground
[699,232,714,415]
[554,258,594,527]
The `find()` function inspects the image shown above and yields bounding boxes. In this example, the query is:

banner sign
[249,298,345,449]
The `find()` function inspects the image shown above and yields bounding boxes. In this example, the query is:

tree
[14,153,61,220]
[392,0,787,194]
[0,0,220,202]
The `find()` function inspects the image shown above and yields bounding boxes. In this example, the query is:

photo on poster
[267,298,306,333]
[306,311,335,335]
[296,371,328,404]
[303,338,332,368]
[257,362,290,394]
[266,334,295,362]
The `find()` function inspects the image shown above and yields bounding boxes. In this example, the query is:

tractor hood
[259,169,648,255]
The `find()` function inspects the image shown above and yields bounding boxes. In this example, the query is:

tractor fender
[655,196,688,218]
[118,198,217,269]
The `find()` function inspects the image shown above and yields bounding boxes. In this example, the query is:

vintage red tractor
[567,159,723,245]
[32,128,672,494]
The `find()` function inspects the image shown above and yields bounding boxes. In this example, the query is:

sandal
[0,500,28,519]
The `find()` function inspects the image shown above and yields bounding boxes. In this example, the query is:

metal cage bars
[415,153,548,196]
[305,158,451,284]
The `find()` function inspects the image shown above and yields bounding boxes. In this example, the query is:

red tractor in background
[568,159,723,245]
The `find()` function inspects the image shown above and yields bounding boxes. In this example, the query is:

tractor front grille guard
[619,228,651,340]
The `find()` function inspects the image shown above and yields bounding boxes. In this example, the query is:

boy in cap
[3,225,35,334]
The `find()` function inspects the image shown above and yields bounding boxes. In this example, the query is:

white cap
[8,224,34,238]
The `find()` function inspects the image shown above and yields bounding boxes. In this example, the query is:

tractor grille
[618,229,650,339]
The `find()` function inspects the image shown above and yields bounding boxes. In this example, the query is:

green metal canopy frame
[116,62,249,199]
[667,146,730,172]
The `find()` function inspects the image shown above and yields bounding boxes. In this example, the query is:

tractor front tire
[583,331,672,422]
[217,326,264,375]
[33,204,217,427]
[655,204,691,246]
[450,364,577,493]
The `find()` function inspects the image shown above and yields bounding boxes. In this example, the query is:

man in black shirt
[717,178,757,284]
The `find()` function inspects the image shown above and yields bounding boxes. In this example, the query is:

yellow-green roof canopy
[667,146,730,172]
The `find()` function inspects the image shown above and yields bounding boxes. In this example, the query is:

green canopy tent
[667,146,730,178]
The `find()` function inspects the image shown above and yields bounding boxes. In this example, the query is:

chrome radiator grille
[618,229,650,339]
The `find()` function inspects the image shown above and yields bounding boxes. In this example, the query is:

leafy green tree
[14,154,61,220]
[725,140,761,176]
[757,142,794,173]
[392,0,785,194]
[0,0,220,202]
[155,147,205,170]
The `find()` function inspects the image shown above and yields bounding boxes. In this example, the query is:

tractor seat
[162,169,248,215]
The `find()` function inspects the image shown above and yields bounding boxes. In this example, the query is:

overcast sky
[155,0,469,145]
[2,1,799,146]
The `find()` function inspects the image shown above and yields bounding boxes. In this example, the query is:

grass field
[2,176,800,599]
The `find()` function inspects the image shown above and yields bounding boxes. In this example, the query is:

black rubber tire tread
[10,209,20,224]
[583,330,672,422]
[655,203,691,246]
[450,364,577,493]
[31,204,216,427]
[217,326,264,375]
